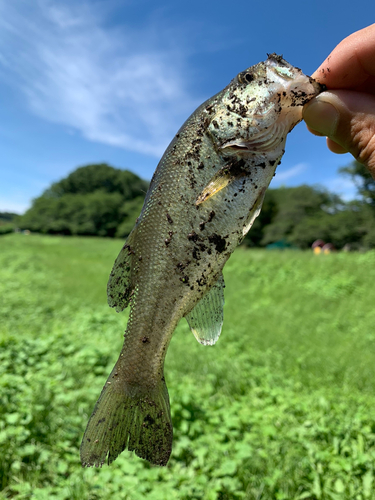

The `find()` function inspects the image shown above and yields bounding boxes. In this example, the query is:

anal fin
[185,274,225,345]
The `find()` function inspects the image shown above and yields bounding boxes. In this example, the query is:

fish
[80,54,324,467]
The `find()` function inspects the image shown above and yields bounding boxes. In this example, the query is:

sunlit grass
[1,234,375,499]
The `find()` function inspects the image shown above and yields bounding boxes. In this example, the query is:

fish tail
[80,372,173,467]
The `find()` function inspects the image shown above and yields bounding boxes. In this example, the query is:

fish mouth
[288,74,326,102]
[265,53,325,103]
[310,78,326,95]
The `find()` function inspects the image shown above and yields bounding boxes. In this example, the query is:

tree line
[16,164,148,238]
[6,161,375,249]
[245,161,375,249]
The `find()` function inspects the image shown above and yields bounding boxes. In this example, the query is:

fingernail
[303,97,339,137]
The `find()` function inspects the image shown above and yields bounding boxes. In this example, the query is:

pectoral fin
[196,171,236,205]
[196,159,248,205]
[185,274,225,345]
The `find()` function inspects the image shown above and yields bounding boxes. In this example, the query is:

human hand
[303,24,375,176]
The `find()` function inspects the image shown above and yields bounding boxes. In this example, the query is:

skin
[303,24,375,177]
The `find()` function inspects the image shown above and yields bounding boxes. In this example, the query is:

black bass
[80,54,324,467]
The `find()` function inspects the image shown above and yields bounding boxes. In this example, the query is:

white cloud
[0,0,200,157]
[271,162,307,185]
[321,176,358,201]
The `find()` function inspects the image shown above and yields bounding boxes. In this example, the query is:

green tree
[116,196,145,238]
[43,163,148,199]
[261,185,343,248]
[290,203,368,249]
[338,160,375,247]
[243,191,278,247]
[0,212,19,223]
[19,164,148,237]
[339,160,375,206]
[0,212,19,235]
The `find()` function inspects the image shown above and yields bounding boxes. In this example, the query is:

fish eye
[274,67,294,80]
[245,72,254,83]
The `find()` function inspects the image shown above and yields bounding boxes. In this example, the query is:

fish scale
[80,54,324,467]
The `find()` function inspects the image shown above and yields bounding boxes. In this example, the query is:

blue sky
[0,0,373,213]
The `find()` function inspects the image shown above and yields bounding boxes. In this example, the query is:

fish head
[208,54,324,160]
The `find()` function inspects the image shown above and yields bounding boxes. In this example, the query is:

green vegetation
[14,160,375,249]
[244,170,375,250]
[1,233,375,499]
[340,161,375,208]
[18,164,148,238]
[0,213,19,235]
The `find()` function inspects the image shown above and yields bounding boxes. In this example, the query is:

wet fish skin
[80,54,324,467]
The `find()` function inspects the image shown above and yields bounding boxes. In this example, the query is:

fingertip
[305,123,325,137]
[310,68,325,82]
[326,138,348,154]
[303,96,339,137]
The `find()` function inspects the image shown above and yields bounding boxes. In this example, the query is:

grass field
[1,233,375,499]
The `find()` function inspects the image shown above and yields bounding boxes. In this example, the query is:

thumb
[303,90,375,176]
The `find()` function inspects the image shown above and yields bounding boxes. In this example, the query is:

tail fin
[80,376,173,467]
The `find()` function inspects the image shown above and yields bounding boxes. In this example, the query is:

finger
[303,90,375,175]
[311,24,375,89]
[305,125,324,137]
[326,138,348,154]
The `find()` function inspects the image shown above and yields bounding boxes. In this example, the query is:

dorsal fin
[184,274,225,345]
[107,230,136,313]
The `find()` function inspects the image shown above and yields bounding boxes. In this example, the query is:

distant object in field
[311,240,336,254]
[322,243,335,254]
[342,243,357,252]
[312,239,325,254]
[266,240,298,250]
